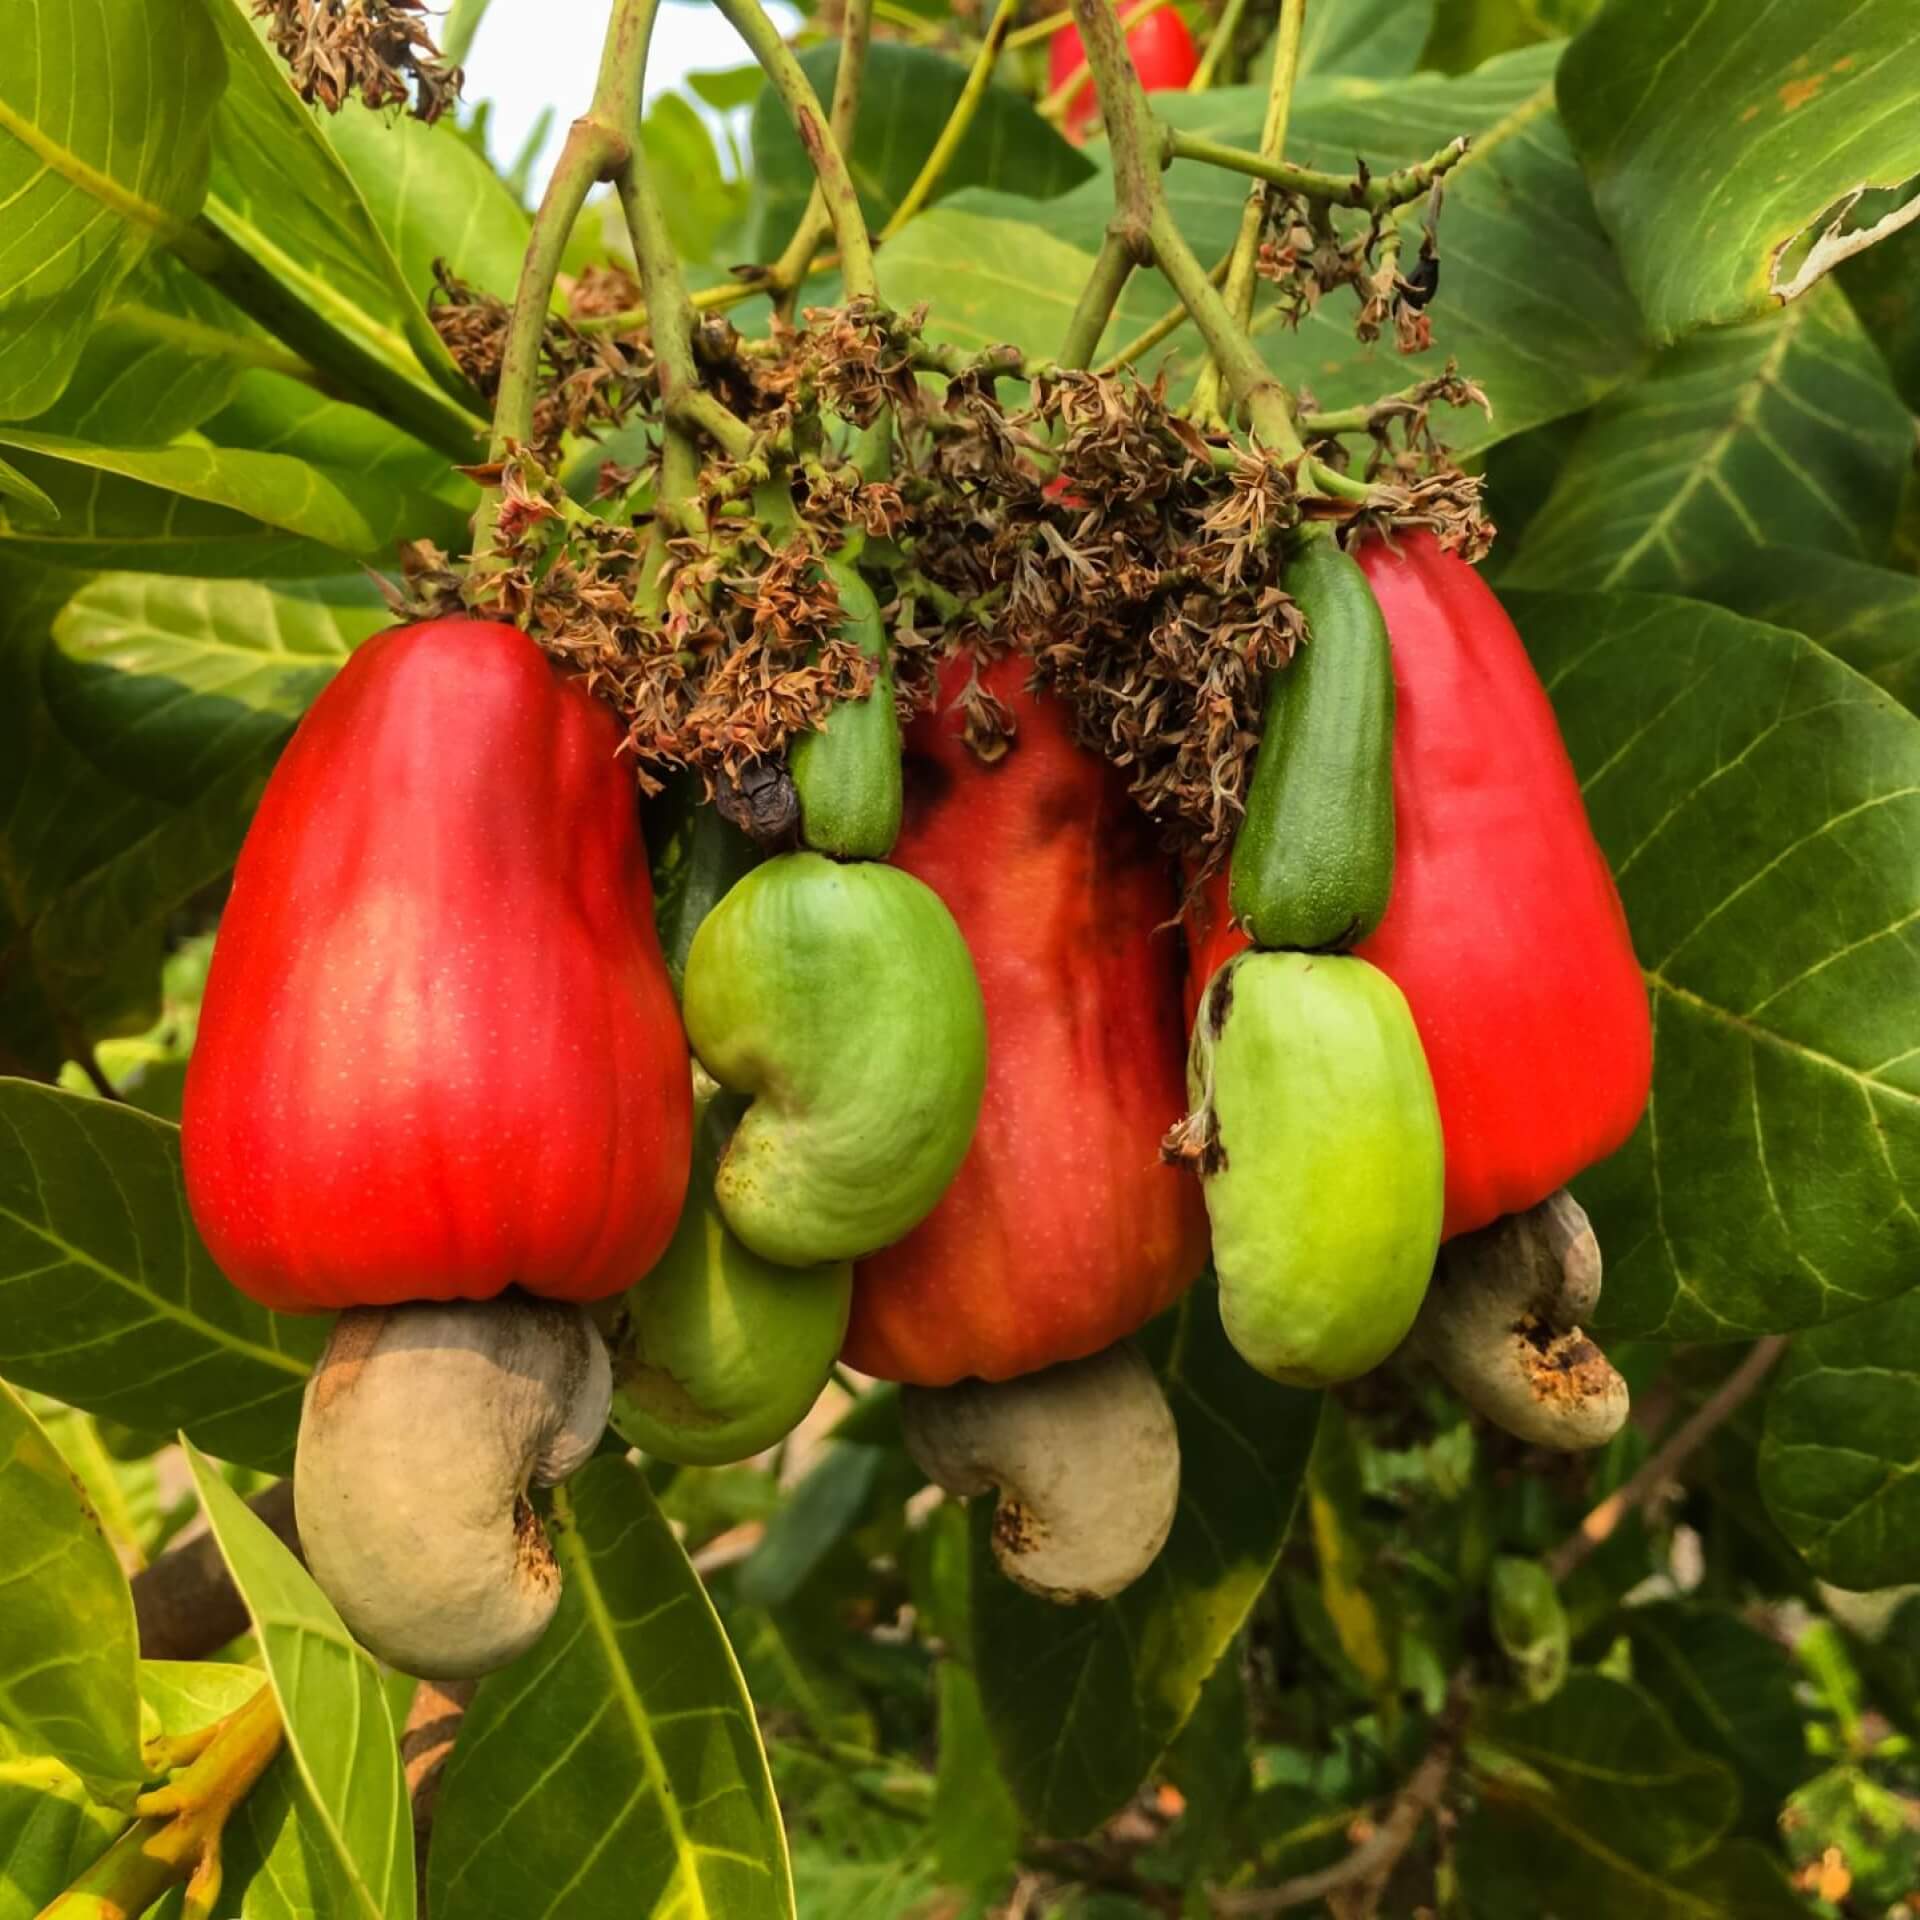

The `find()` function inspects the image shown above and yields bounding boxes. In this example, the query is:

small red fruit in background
[1049,0,1199,143]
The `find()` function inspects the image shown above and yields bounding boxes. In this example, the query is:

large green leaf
[0,1724,121,1920]
[189,1447,415,1920]
[1842,215,1920,411]
[1620,1606,1815,1831]
[1696,548,1920,717]
[936,47,1646,456]
[1503,282,1910,594]
[1759,1290,1920,1588]
[972,1280,1320,1836]
[1510,591,1920,1341]
[750,41,1093,258]
[1298,0,1434,80]
[0,0,224,420]
[195,0,481,459]
[429,1456,794,1920]
[0,1380,142,1807]
[0,1083,323,1470]
[1557,0,1920,338]
[1470,1672,1738,1873]
[0,430,467,577]
[47,573,388,803]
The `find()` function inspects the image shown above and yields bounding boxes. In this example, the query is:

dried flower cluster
[1258,184,1447,357]
[252,0,462,121]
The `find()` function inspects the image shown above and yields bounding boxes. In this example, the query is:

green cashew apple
[1185,949,1443,1386]
[599,1084,850,1466]
[682,851,987,1266]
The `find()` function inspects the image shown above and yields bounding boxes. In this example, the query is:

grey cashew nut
[901,1344,1179,1605]
[294,1297,612,1679]
[1405,1189,1629,1452]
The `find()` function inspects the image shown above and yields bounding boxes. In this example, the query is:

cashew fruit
[601,1084,851,1465]
[682,851,986,1266]
[1490,1555,1569,1702]
[1186,949,1444,1386]
[1187,532,1650,1238]
[846,654,1207,1385]
[1230,536,1396,952]
[183,618,692,1312]
[790,559,901,860]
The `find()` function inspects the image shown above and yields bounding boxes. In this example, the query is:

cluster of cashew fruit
[180,519,1650,1680]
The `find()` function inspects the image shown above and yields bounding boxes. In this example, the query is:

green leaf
[1305,1399,1399,1709]
[429,1455,793,1920]
[1297,0,1433,80]
[750,41,1092,256]
[1621,1606,1814,1831]
[0,1083,323,1470]
[1420,0,1601,74]
[0,1725,121,1920]
[735,1442,888,1611]
[323,106,530,305]
[643,95,752,270]
[0,454,54,519]
[47,574,389,803]
[1471,1671,1738,1871]
[0,0,224,420]
[1760,1292,1920,1587]
[196,0,481,459]
[1841,214,1920,412]
[1503,281,1910,594]
[27,1392,166,1568]
[1696,548,1920,717]
[972,1280,1320,1836]
[934,1660,1021,1889]
[0,1379,142,1806]
[0,429,468,577]
[1510,591,1920,1340]
[1557,0,1920,338]
[687,65,767,114]
[188,1444,415,1920]
[138,1658,261,1734]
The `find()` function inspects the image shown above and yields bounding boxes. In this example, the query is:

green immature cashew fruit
[1490,1555,1570,1702]
[599,1084,851,1466]
[790,559,902,861]
[1185,950,1443,1386]
[682,851,987,1266]
[1230,536,1396,952]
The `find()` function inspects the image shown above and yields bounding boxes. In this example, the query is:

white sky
[461,0,803,189]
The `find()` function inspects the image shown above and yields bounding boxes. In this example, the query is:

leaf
[1759,1291,1920,1587]
[1621,1606,1814,1830]
[1841,214,1920,411]
[643,94,752,270]
[47,574,390,803]
[1696,548,1920,717]
[941,47,1647,455]
[196,0,481,457]
[0,0,224,420]
[1471,1672,1737,1872]
[323,105,530,305]
[138,1659,260,1734]
[429,1456,793,1920]
[0,1083,323,1470]
[972,1280,1320,1836]
[0,429,468,577]
[1305,1399,1398,1707]
[0,1724,122,1920]
[1505,281,1909,594]
[1510,590,1920,1340]
[934,1660,1021,1889]
[27,1392,166,1568]
[0,1379,143,1806]
[1297,0,1434,80]
[1420,0,1602,74]
[1557,0,1920,337]
[750,41,1092,256]
[188,1445,415,1920]
[734,1442,888,1611]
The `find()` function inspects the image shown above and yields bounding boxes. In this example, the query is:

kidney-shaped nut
[1405,1189,1628,1452]
[294,1297,612,1679]
[901,1343,1179,1605]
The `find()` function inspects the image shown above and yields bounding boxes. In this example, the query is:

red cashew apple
[1049,0,1199,143]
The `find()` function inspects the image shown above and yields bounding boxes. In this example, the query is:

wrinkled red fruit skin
[1186,534,1652,1241]
[1049,2,1199,143]
[183,619,692,1314]
[845,655,1208,1384]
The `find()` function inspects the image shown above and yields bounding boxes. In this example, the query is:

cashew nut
[294,1296,612,1679]
[901,1344,1179,1604]
[1404,1189,1629,1452]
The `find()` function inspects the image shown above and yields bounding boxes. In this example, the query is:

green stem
[769,0,874,314]
[1188,0,1251,91]
[880,0,1020,241]
[1057,229,1137,371]
[472,0,661,563]
[1094,245,1232,372]
[1040,0,1174,125]
[709,0,879,301]
[1166,130,1472,210]
[1190,0,1303,428]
